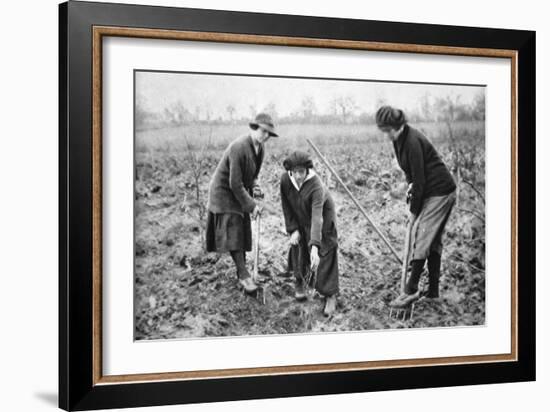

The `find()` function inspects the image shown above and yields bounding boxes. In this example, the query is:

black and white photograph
[1,0,542,409]
[133,71,486,340]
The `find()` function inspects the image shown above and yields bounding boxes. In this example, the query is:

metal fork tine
[389,298,419,322]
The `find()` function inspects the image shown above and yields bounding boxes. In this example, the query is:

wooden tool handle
[306,138,402,264]
[253,214,261,282]
[400,217,416,294]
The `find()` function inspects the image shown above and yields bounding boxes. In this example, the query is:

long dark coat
[205,135,263,253]
[207,135,263,215]
[280,171,339,296]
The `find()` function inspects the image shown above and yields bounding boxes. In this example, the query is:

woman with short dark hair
[206,113,277,293]
[280,151,340,316]
[375,106,457,307]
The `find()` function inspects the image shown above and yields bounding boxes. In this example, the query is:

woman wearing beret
[206,113,277,294]
[375,106,456,307]
[280,151,340,316]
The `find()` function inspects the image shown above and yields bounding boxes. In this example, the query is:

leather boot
[405,259,426,295]
[427,252,441,298]
[230,251,257,293]
[295,279,306,301]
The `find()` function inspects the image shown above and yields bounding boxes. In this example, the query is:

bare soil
[135,125,485,340]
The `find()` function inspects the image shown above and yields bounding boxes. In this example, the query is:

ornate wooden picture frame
[59,1,535,410]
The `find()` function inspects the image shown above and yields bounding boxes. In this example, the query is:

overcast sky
[136,70,484,119]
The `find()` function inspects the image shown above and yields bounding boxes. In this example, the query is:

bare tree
[420,92,433,122]
[436,94,484,215]
[136,93,150,129]
[331,96,358,123]
[262,102,278,121]
[164,100,192,125]
[203,104,212,122]
[193,105,201,122]
[226,104,236,123]
[436,95,462,206]
[472,91,486,121]
[182,128,212,250]
[300,96,317,122]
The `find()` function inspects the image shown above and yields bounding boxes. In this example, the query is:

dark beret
[283,151,314,170]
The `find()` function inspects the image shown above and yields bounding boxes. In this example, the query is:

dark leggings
[405,251,441,297]
[230,251,250,280]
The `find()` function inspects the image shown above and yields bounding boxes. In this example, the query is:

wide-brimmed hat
[249,113,278,137]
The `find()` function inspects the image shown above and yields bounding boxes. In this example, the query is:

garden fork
[249,191,266,304]
[252,191,264,284]
[304,266,318,300]
[389,216,419,321]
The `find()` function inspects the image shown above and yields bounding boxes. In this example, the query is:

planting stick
[306,138,402,264]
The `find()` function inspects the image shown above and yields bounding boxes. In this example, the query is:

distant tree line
[136,91,485,130]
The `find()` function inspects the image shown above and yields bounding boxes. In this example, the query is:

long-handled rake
[306,138,421,321]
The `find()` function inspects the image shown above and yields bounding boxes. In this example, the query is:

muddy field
[134,122,486,340]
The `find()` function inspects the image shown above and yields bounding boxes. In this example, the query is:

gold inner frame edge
[91,25,518,386]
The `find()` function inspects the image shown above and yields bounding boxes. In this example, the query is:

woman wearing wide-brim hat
[280,151,340,316]
[206,113,278,293]
[374,105,457,307]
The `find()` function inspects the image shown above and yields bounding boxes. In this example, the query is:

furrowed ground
[134,122,485,340]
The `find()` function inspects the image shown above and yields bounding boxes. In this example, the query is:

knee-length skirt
[205,212,252,252]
